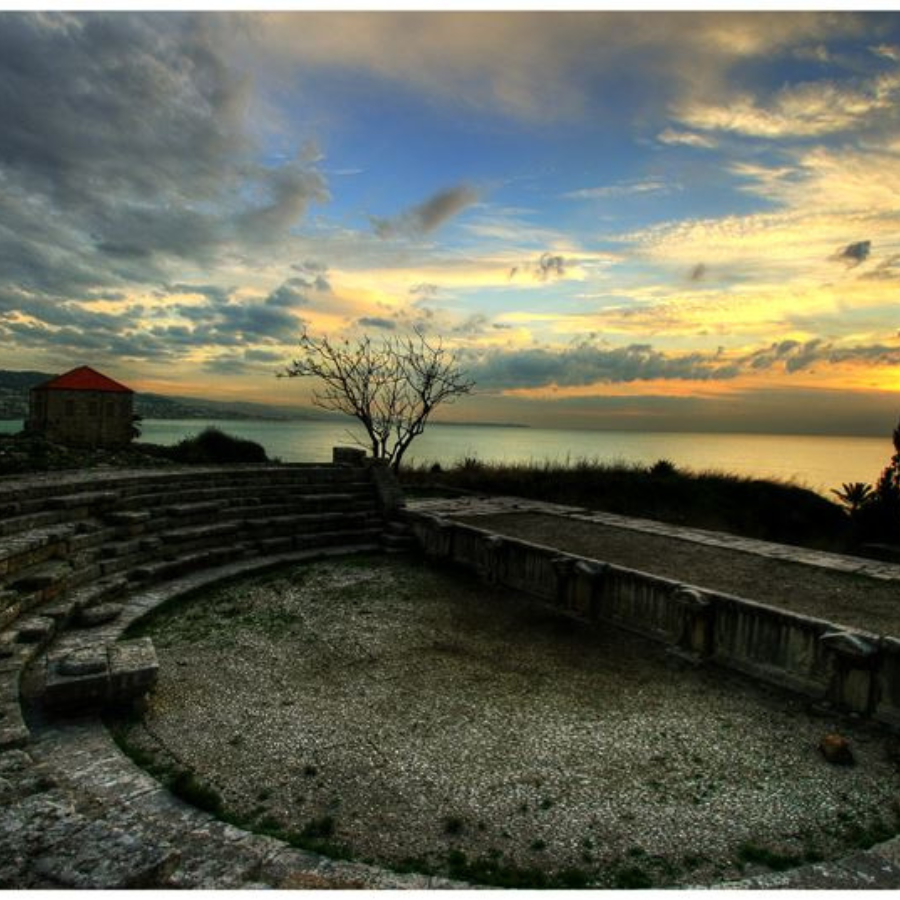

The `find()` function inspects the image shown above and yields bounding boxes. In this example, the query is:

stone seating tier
[0,464,386,754]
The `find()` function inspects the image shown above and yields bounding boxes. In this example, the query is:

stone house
[26,366,136,448]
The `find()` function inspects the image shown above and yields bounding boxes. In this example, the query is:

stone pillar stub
[367,459,407,518]
[481,534,506,584]
[332,446,367,466]
[820,630,880,716]
[671,585,714,660]
[571,559,608,620]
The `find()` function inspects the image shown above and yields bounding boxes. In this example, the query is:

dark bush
[833,418,900,549]
[167,427,268,464]
[649,459,677,477]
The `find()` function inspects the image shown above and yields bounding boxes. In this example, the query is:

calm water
[1,417,892,494]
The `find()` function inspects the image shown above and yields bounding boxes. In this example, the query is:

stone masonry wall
[407,512,900,728]
[29,389,134,447]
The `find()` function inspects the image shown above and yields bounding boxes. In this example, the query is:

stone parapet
[407,510,900,727]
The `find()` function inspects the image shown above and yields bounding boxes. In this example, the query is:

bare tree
[281,328,475,471]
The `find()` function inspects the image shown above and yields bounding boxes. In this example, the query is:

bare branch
[282,328,474,471]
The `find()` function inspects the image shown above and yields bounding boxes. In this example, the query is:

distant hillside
[0,369,324,422]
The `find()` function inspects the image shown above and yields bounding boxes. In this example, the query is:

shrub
[649,459,677,477]
[836,418,900,547]
[168,427,268,464]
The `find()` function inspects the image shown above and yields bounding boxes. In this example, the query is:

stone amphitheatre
[3,452,900,889]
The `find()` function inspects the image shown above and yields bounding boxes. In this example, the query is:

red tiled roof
[35,366,133,394]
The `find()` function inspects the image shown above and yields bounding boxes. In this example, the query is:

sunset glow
[2,10,900,434]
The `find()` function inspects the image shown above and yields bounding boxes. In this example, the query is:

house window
[88,401,98,417]
[65,399,74,417]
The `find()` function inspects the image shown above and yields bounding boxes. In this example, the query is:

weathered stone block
[0,635,15,659]
[44,646,109,709]
[109,638,158,701]
[822,631,879,662]
[332,446,366,466]
[15,616,55,644]
[821,630,880,715]
[571,560,607,619]
[551,555,575,609]
[368,459,406,515]
[76,602,124,628]
[672,586,715,658]
[43,639,157,711]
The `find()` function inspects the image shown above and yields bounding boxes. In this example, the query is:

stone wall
[28,389,134,447]
[407,512,899,728]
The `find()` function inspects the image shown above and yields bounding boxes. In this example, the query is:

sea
[0,417,894,496]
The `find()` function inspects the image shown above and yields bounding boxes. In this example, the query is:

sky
[1,9,900,435]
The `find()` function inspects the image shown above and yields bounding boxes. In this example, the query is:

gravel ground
[122,555,900,889]
[457,512,900,636]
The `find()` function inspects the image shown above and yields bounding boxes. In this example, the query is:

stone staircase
[0,463,386,752]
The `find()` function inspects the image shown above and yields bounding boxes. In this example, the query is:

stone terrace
[3,472,900,888]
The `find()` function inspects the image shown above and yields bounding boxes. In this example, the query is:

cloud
[265,279,311,308]
[871,43,900,62]
[742,337,900,373]
[255,11,861,122]
[165,283,235,305]
[453,313,489,336]
[535,253,566,281]
[861,253,900,280]
[357,316,397,330]
[689,263,707,282]
[563,178,670,200]
[203,347,286,374]
[371,184,478,238]
[656,128,717,148]
[234,163,329,245]
[832,240,872,267]
[0,12,327,299]
[462,335,900,394]
[674,71,900,139]
[466,341,741,391]
[291,260,331,291]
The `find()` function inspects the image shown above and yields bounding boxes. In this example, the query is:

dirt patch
[456,512,900,636]
[117,555,900,888]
